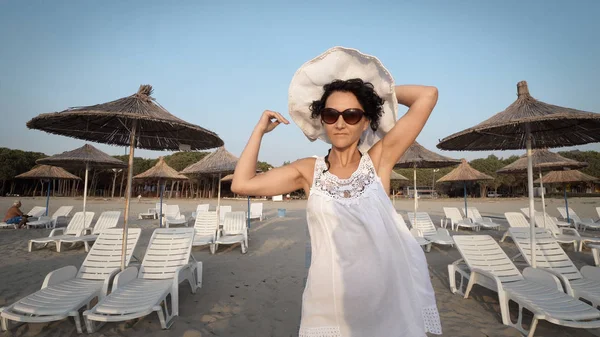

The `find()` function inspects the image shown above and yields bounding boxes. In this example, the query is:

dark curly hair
[309,78,384,131]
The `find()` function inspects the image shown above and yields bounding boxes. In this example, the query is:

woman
[232,47,442,337]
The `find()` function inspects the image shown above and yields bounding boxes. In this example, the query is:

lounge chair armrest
[523,267,563,291]
[48,228,65,237]
[410,228,424,237]
[191,212,197,219]
[581,266,600,281]
[173,264,192,287]
[113,266,138,290]
[481,217,493,223]
[102,268,123,295]
[82,227,94,235]
[582,218,595,224]
[42,265,77,288]
[560,228,581,237]
[470,267,504,290]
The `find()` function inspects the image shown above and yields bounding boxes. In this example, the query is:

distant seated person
[3,200,29,229]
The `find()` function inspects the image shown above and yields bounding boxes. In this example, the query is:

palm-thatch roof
[36,144,127,169]
[535,170,598,184]
[497,149,588,174]
[26,85,224,151]
[395,141,460,169]
[221,174,234,182]
[437,81,600,151]
[437,159,494,183]
[134,157,187,180]
[391,171,409,181]
[15,165,81,180]
[180,146,239,175]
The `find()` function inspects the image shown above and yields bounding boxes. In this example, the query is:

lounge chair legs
[70,310,84,334]
[156,302,175,330]
[464,272,477,299]
[83,315,104,334]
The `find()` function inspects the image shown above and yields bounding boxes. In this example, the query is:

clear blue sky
[1,0,599,166]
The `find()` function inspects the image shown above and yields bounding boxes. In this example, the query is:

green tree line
[1,147,599,198]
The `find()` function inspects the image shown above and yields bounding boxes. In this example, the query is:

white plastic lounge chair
[557,207,600,231]
[217,205,232,223]
[509,227,600,308]
[58,211,121,252]
[449,234,600,336]
[410,228,432,253]
[216,211,248,254]
[396,212,431,252]
[26,206,73,229]
[28,212,95,252]
[1,228,141,333]
[500,212,532,242]
[0,222,17,229]
[407,212,454,247]
[164,205,187,227]
[442,207,479,231]
[191,204,210,219]
[25,206,47,220]
[192,211,219,254]
[463,207,500,230]
[589,244,600,267]
[533,212,600,252]
[398,212,431,249]
[249,203,263,221]
[138,203,167,220]
[520,207,570,227]
[83,228,201,332]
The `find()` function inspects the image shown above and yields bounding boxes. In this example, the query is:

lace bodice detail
[311,154,378,205]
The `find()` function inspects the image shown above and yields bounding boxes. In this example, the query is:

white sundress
[299,154,442,337]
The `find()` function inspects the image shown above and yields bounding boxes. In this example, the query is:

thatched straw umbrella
[535,170,598,222]
[36,144,127,224]
[390,171,408,205]
[436,159,494,215]
[391,171,409,181]
[15,165,81,215]
[181,146,239,212]
[27,85,223,270]
[134,157,188,227]
[497,149,588,223]
[220,174,234,182]
[437,81,600,267]
[394,141,460,223]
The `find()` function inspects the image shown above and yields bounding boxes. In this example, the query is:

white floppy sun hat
[288,46,398,153]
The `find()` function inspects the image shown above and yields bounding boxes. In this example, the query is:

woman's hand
[256,110,290,134]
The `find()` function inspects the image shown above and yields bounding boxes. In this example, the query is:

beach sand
[1,195,600,337]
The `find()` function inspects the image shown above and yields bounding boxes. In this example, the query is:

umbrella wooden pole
[564,183,570,223]
[539,168,547,228]
[526,126,536,268]
[217,173,222,221]
[121,120,137,271]
[83,162,89,230]
[463,181,468,218]
[413,166,417,225]
[159,179,164,228]
[45,179,50,216]
[247,196,250,229]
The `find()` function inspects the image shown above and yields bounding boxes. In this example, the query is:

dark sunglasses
[321,108,364,125]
